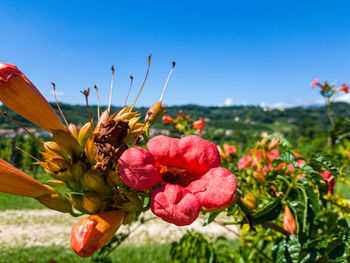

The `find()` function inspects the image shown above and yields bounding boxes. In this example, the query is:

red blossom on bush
[162,114,175,124]
[192,117,205,133]
[310,78,320,88]
[119,135,237,226]
[320,171,335,195]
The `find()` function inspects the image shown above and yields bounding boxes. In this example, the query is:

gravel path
[0,209,239,248]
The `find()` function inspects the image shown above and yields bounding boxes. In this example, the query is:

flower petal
[179,135,221,174]
[71,210,125,257]
[185,167,237,209]
[151,183,200,226]
[0,158,53,197]
[119,147,161,190]
[147,135,221,175]
[0,63,66,132]
[146,135,186,168]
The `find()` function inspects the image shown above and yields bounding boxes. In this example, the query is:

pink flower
[320,171,335,195]
[311,78,320,88]
[119,135,237,226]
[223,144,237,155]
[269,149,280,161]
[238,155,252,170]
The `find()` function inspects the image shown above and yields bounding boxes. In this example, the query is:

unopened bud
[71,210,125,257]
[145,101,167,125]
[107,170,122,186]
[52,130,82,159]
[119,191,142,212]
[72,161,87,180]
[43,141,67,158]
[47,158,73,181]
[36,185,72,213]
[128,116,141,130]
[68,123,79,140]
[85,139,97,165]
[68,194,88,213]
[253,171,266,184]
[115,112,138,122]
[243,193,257,210]
[82,170,106,193]
[78,122,94,147]
[283,206,296,235]
[82,192,104,214]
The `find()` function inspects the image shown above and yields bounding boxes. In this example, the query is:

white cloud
[334,93,350,103]
[51,90,64,96]
[224,97,233,106]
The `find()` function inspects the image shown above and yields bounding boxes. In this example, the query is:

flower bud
[68,123,79,140]
[115,112,138,122]
[115,106,132,119]
[71,210,125,257]
[82,170,106,193]
[72,162,87,180]
[43,141,66,158]
[128,116,141,130]
[68,194,88,213]
[145,101,167,125]
[106,170,122,186]
[47,158,73,181]
[253,171,266,184]
[243,193,257,210]
[192,117,205,133]
[82,192,104,213]
[78,122,94,148]
[36,185,72,213]
[0,63,66,132]
[52,130,82,159]
[119,191,142,212]
[162,114,175,124]
[283,206,296,235]
[85,139,97,165]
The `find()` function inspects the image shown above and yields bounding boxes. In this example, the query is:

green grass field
[0,244,171,263]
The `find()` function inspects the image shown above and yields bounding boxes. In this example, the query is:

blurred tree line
[1,102,350,170]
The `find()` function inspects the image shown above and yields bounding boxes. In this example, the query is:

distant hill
[1,102,350,144]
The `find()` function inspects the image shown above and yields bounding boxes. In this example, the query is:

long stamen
[51,82,69,127]
[108,65,115,114]
[160,61,176,102]
[0,109,42,146]
[10,141,40,162]
[124,75,134,107]
[130,54,151,112]
[94,85,100,118]
[81,88,92,124]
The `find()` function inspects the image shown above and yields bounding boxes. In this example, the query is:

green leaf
[253,197,282,224]
[203,211,221,226]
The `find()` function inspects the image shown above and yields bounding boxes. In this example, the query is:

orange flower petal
[0,63,66,132]
[0,158,53,197]
[71,210,125,257]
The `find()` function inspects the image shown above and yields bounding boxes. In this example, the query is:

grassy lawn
[0,244,171,263]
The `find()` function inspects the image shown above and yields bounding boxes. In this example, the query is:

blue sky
[1,0,350,107]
